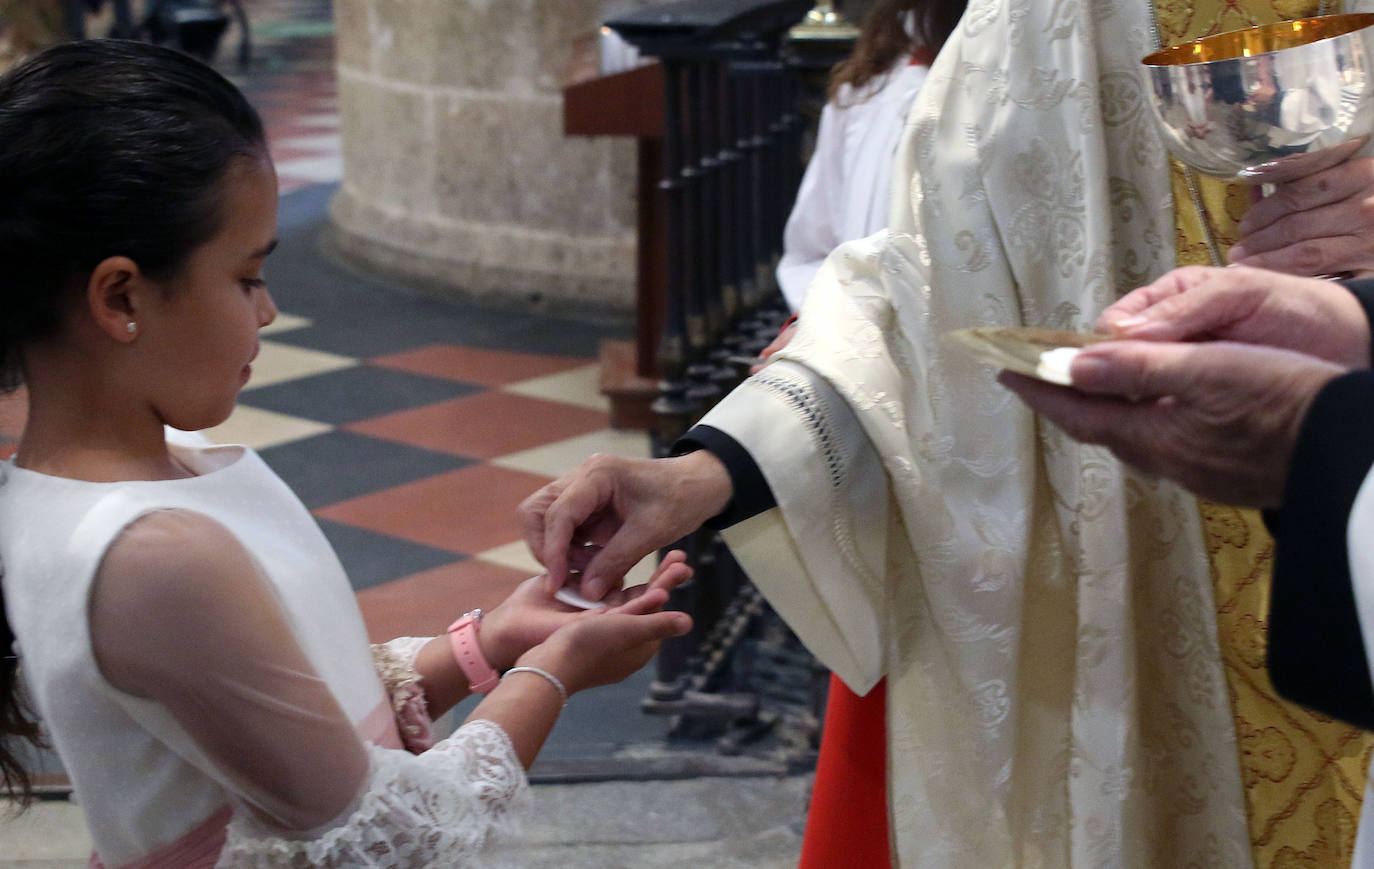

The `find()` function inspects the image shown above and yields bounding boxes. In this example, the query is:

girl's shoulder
[91,508,278,695]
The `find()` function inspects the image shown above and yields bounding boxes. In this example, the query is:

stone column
[331,0,662,314]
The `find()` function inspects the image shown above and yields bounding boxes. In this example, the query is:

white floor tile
[503,364,607,411]
[491,428,649,478]
[260,312,312,335]
[0,799,92,859]
[472,541,544,575]
[204,405,333,449]
[244,341,357,390]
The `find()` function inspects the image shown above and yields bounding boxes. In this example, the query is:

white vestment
[699,0,1262,863]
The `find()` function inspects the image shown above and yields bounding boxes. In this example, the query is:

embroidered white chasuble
[698,0,1265,863]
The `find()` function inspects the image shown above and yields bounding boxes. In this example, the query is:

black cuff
[674,425,777,529]
[1339,278,1374,363]
[1269,370,1374,729]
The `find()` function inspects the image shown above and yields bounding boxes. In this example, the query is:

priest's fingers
[525,460,619,593]
[519,493,568,593]
[1236,155,1374,237]
[1097,266,1216,332]
[1004,342,1344,506]
[1230,158,1374,276]
[577,522,666,602]
[1229,231,1374,278]
[1095,268,1370,366]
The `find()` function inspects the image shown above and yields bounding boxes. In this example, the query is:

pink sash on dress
[88,807,231,869]
[89,698,400,868]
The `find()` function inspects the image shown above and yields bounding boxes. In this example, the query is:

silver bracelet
[504,666,568,706]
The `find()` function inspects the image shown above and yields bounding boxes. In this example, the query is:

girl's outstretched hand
[481,550,692,671]
[515,604,693,696]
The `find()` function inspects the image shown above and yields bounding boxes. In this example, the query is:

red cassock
[799,676,890,868]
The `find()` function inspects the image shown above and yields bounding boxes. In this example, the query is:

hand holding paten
[1098,265,1371,367]
[999,341,1344,507]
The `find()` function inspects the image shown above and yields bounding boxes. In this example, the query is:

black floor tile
[314,518,464,592]
[258,429,474,508]
[241,364,481,425]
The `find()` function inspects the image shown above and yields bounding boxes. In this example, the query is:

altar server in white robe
[774,2,934,313]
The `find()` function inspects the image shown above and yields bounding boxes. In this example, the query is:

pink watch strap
[446,610,501,694]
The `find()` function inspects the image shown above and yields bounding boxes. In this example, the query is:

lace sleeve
[371,638,437,753]
[219,719,529,868]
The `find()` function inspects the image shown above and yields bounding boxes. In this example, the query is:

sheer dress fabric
[0,435,527,868]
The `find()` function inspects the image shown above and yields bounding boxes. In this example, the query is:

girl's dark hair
[0,38,266,804]
[828,0,968,104]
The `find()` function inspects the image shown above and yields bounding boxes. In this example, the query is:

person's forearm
[674,425,775,528]
[463,672,563,769]
[413,635,472,719]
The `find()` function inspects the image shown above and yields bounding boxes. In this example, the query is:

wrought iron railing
[606,0,840,765]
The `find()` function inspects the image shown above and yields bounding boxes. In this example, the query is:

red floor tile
[315,463,554,554]
[345,391,609,459]
[356,558,531,643]
[370,344,591,387]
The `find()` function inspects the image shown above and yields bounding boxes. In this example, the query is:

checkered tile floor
[219,322,652,642]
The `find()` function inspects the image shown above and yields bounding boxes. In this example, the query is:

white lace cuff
[371,638,436,753]
[218,719,529,867]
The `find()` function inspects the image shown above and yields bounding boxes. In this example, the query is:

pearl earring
[126,322,137,335]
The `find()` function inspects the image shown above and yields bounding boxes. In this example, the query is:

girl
[0,39,692,868]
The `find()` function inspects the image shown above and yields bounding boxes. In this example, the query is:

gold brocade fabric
[1199,504,1371,867]
[1157,1,1373,862]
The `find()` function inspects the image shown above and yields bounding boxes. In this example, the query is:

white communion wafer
[554,585,603,610]
[1035,346,1081,386]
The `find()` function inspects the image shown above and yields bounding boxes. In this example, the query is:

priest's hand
[1098,265,1371,369]
[998,340,1344,507]
[1229,155,1374,278]
[518,451,734,601]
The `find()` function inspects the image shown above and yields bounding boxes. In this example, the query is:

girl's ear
[86,256,145,343]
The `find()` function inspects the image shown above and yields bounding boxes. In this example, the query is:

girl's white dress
[0,433,527,868]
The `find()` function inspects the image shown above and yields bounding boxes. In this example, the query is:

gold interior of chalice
[1143,12,1374,67]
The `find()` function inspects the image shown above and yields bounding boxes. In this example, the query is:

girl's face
[138,156,279,432]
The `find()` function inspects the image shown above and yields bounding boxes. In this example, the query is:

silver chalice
[1142,13,1374,184]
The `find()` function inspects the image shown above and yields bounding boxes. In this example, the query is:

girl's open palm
[481,550,691,670]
